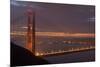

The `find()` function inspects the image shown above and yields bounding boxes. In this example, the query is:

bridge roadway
[35,46,95,57]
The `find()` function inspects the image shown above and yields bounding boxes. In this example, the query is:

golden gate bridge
[25,7,95,57]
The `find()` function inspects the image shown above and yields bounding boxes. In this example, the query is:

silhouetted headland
[11,42,50,66]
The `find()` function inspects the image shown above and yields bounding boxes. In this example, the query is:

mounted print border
[10,0,95,66]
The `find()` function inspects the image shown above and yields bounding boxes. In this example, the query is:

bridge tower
[26,7,35,55]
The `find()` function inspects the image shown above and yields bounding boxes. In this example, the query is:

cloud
[10,0,42,9]
[11,0,21,6]
[88,17,95,22]
[11,0,28,7]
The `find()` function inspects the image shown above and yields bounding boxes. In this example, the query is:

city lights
[35,46,95,56]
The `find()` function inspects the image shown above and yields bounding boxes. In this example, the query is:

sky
[11,0,95,33]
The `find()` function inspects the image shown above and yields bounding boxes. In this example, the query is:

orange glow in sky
[11,31,95,38]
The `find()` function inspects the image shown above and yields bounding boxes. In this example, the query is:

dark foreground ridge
[11,42,50,66]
